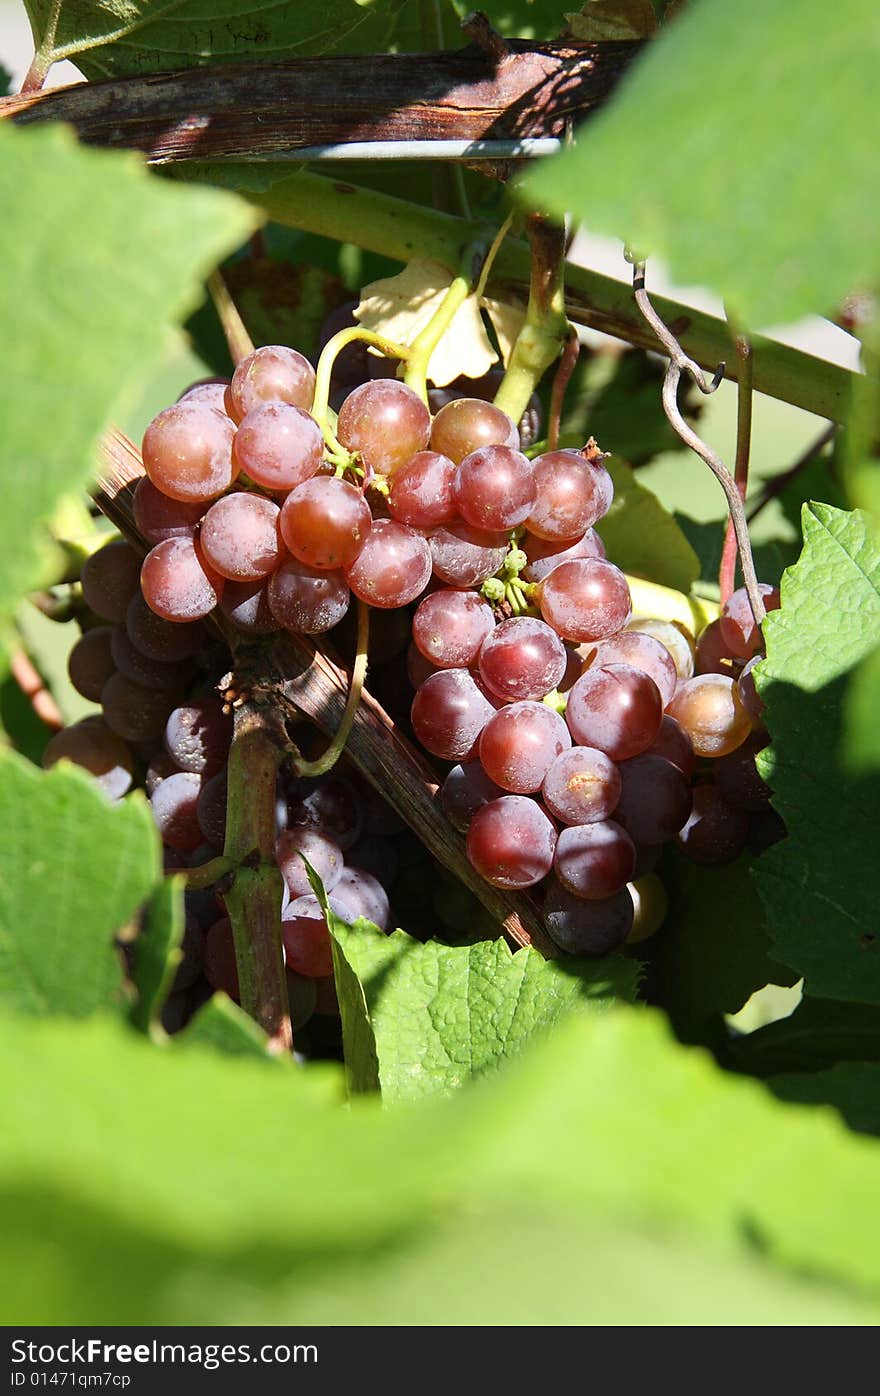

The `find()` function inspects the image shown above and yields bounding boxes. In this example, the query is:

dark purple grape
[164,699,232,777]
[101,673,178,744]
[676,785,749,864]
[439,762,505,831]
[554,820,635,899]
[411,668,496,761]
[81,539,142,623]
[218,579,279,635]
[125,593,204,662]
[42,717,133,799]
[151,771,204,853]
[133,477,204,545]
[196,767,228,847]
[287,776,364,851]
[544,881,633,955]
[714,732,772,812]
[695,618,736,676]
[647,715,696,779]
[614,754,693,845]
[204,917,239,999]
[110,624,183,692]
[736,656,766,727]
[67,626,116,702]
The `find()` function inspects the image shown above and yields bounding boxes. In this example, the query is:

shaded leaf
[772,1063,880,1138]
[730,997,880,1077]
[178,992,281,1060]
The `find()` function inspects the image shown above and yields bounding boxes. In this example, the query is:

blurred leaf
[0,123,253,649]
[24,0,405,79]
[772,1063,880,1138]
[566,0,656,40]
[0,64,12,97]
[130,876,185,1034]
[331,914,639,1102]
[755,504,880,1001]
[0,753,160,1017]
[844,644,880,773]
[522,0,880,326]
[178,993,280,1060]
[226,257,349,363]
[599,455,700,592]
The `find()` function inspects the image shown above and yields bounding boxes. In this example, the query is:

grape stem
[311,325,409,462]
[547,326,581,452]
[206,269,255,367]
[718,311,753,607]
[403,275,471,403]
[629,258,767,633]
[294,598,370,779]
[493,214,570,424]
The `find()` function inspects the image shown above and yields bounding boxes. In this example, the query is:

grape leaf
[130,875,184,1033]
[754,504,880,1002]
[565,0,656,41]
[2,1007,880,1323]
[0,123,253,648]
[522,0,880,326]
[23,0,403,81]
[177,992,280,1059]
[729,998,880,1077]
[772,1063,880,1138]
[598,455,700,593]
[329,915,639,1101]
[0,753,160,1017]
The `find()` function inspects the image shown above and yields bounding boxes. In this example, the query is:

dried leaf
[566,0,658,40]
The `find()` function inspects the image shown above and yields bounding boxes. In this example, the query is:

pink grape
[227,345,316,422]
[412,590,495,668]
[522,529,606,583]
[276,827,344,899]
[478,617,567,702]
[282,892,358,977]
[581,631,677,708]
[626,617,694,681]
[337,380,431,474]
[280,476,371,571]
[42,718,133,800]
[720,583,780,660]
[539,559,632,642]
[388,451,457,528]
[695,618,736,676]
[141,537,224,622]
[164,698,232,776]
[204,918,239,999]
[110,625,183,692]
[466,796,557,889]
[150,771,203,853]
[177,378,230,410]
[133,478,204,545]
[406,641,439,689]
[430,397,519,464]
[554,820,635,900]
[542,746,621,825]
[336,866,391,931]
[429,521,508,588]
[525,449,613,541]
[479,701,571,794]
[565,663,663,761]
[233,402,324,493]
[268,557,350,634]
[666,675,751,758]
[218,579,279,634]
[200,493,284,581]
[411,668,496,760]
[345,520,431,608]
[454,445,536,530]
[142,402,238,504]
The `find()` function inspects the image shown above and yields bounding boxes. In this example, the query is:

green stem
[312,325,409,458]
[207,269,254,366]
[494,214,569,421]
[240,169,854,422]
[295,599,369,779]
[403,275,471,402]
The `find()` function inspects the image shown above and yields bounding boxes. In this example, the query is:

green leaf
[130,875,185,1034]
[448,1,569,41]
[772,1063,880,1138]
[844,644,880,773]
[0,752,160,1017]
[522,0,880,326]
[0,123,253,647]
[330,916,639,1102]
[24,0,404,80]
[598,455,700,592]
[2,1008,880,1322]
[178,993,281,1060]
[754,503,880,1001]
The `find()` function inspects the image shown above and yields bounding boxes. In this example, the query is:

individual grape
[287,776,363,851]
[388,451,457,528]
[141,537,224,623]
[197,767,228,847]
[429,521,508,588]
[411,668,496,761]
[406,641,439,689]
[565,663,663,761]
[677,784,749,864]
[626,873,669,944]
[479,701,571,794]
[538,559,632,643]
[478,617,567,703]
[541,746,621,825]
[233,402,324,493]
[348,836,399,888]
[554,820,635,900]
[344,520,431,608]
[268,557,350,634]
[142,402,237,504]
[286,969,318,1031]
[544,880,634,955]
[204,917,239,999]
[439,762,504,831]
[720,583,780,661]
[626,617,695,682]
[276,827,345,899]
[736,656,766,727]
[200,493,284,581]
[466,796,557,888]
[647,714,696,779]
[521,529,606,583]
[429,371,541,445]
[337,380,431,475]
[80,539,142,623]
[164,698,232,776]
[145,749,179,796]
[110,625,183,692]
[125,593,204,663]
[227,344,316,422]
[280,476,371,571]
[150,771,203,853]
[101,672,178,743]
[172,915,205,992]
[714,732,772,812]
[695,618,736,676]
[218,579,279,635]
[336,866,391,931]
[67,626,116,702]
[525,449,613,541]
[430,397,519,464]
[666,674,751,758]
[454,445,536,530]
[177,378,230,410]
[748,807,787,855]
[132,477,204,545]
[282,892,357,978]
[613,754,693,845]
[581,631,677,708]
[412,590,495,669]
[42,717,133,799]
